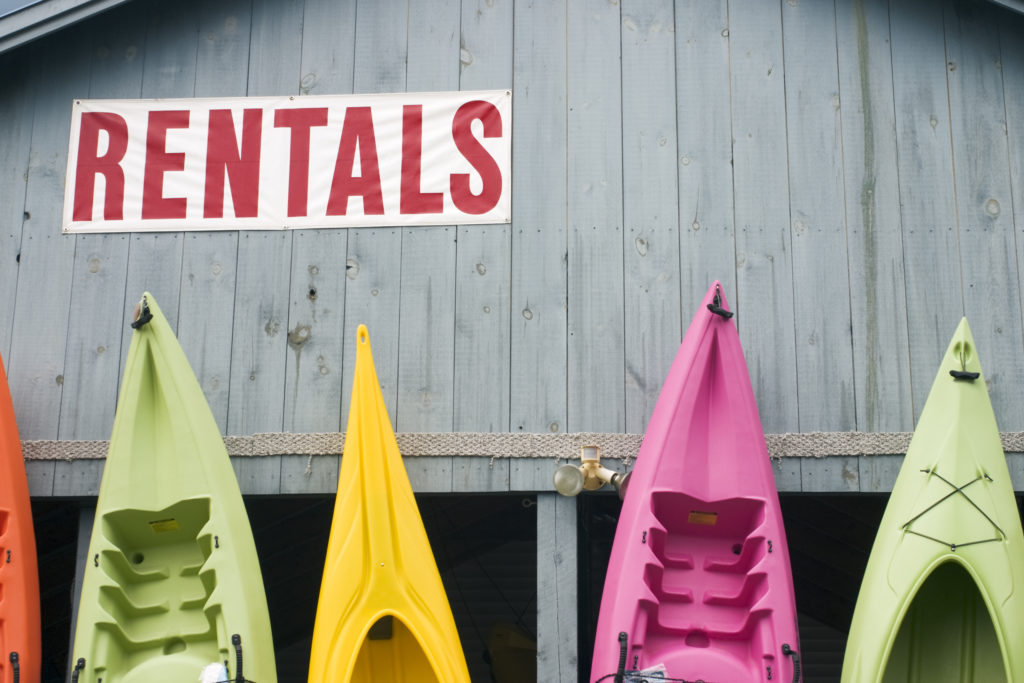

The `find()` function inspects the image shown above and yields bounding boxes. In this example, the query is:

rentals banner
[62,90,511,233]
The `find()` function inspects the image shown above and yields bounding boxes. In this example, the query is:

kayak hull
[841,318,1024,682]
[0,355,41,683]
[591,282,800,683]
[308,325,470,683]
[70,294,277,683]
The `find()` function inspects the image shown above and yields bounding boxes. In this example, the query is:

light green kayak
[841,318,1024,682]
[70,294,276,683]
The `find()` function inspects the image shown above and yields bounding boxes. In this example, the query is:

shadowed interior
[883,561,1006,683]
[350,615,439,682]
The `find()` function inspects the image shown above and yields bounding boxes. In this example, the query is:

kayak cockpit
[88,497,225,676]
[350,614,442,682]
[632,492,777,679]
[883,561,1007,683]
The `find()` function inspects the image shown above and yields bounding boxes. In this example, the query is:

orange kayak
[0,354,40,683]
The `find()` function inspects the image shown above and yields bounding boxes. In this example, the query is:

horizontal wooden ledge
[20,430,1024,462]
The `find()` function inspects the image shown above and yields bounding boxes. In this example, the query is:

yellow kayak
[308,325,470,682]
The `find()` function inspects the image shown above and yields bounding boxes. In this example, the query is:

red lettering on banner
[142,110,190,220]
[73,112,129,221]
[275,108,328,218]
[327,107,384,215]
[400,105,443,214]
[204,109,263,218]
[450,101,502,215]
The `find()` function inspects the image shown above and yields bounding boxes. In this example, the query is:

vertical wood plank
[52,460,105,497]
[283,231,347,433]
[0,50,32,362]
[342,0,409,427]
[59,6,146,440]
[727,0,798,434]
[1002,7,1024,375]
[1006,452,1024,492]
[284,0,356,491]
[25,460,55,497]
[567,0,624,434]
[772,458,802,493]
[511,0,567,434]
[117,1,200,380]
[178,0,253,432]
[280,231,347,493]
[536,492,578,681]
[800,457,860,493]
[226,232,291,495]
[232,455,283,495]
[341,228,403,423]
[454,0,513,433]
[454,225,512,431]
[944,0,1024,430]
[7,32,92,439]
[397,0,460,433]
[227,232,292,437]
[299,0,356,96]
[781,0,855,431]
[195,0,253,96]
[452,457,511,493]
[248,0,304,96]
[58,234,130,439]
[622,0,681,433]
[859,454,903,493]
[177,235,239,432]
[889,0,963,421]
[675,0,736,317]
[404,456,454,493]
[835,0,914,432]
[397,227,457,431]
[280,454,340,494]
[225,0,304,493]
[510,459,557,492]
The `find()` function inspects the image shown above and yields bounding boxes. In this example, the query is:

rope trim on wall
[20,430,1024,463]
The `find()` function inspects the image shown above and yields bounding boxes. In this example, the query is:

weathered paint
[2,0,1024,467]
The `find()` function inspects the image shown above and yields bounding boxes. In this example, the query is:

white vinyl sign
[62,90,511,233]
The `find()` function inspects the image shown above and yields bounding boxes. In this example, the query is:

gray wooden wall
[3,0,1024,450]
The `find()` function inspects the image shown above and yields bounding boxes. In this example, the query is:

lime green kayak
[70,294,276,683]
[841,318,1024,682]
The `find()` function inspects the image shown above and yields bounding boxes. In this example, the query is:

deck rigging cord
[902,469,1005,550]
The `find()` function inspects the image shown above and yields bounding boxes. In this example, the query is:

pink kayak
[591,282,801,683]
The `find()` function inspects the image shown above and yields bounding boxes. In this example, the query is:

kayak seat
[702,572,768,607]
[643,492,770,637]
[91,498,216,648]
[643,563,694,602]
[118,650,217,683]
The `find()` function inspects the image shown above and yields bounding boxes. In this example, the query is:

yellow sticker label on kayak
[149,518,179,533]
[688,510,718,525]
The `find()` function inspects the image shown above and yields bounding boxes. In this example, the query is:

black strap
[232,634,244,683]
[706,284,733,319]
[950,369,980,381]
[71,658,85,683]
[950,346,979,381]
[131,298,153,329]
[782,643,801,682]
[614,632,627,683]
[9,652,18,683]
